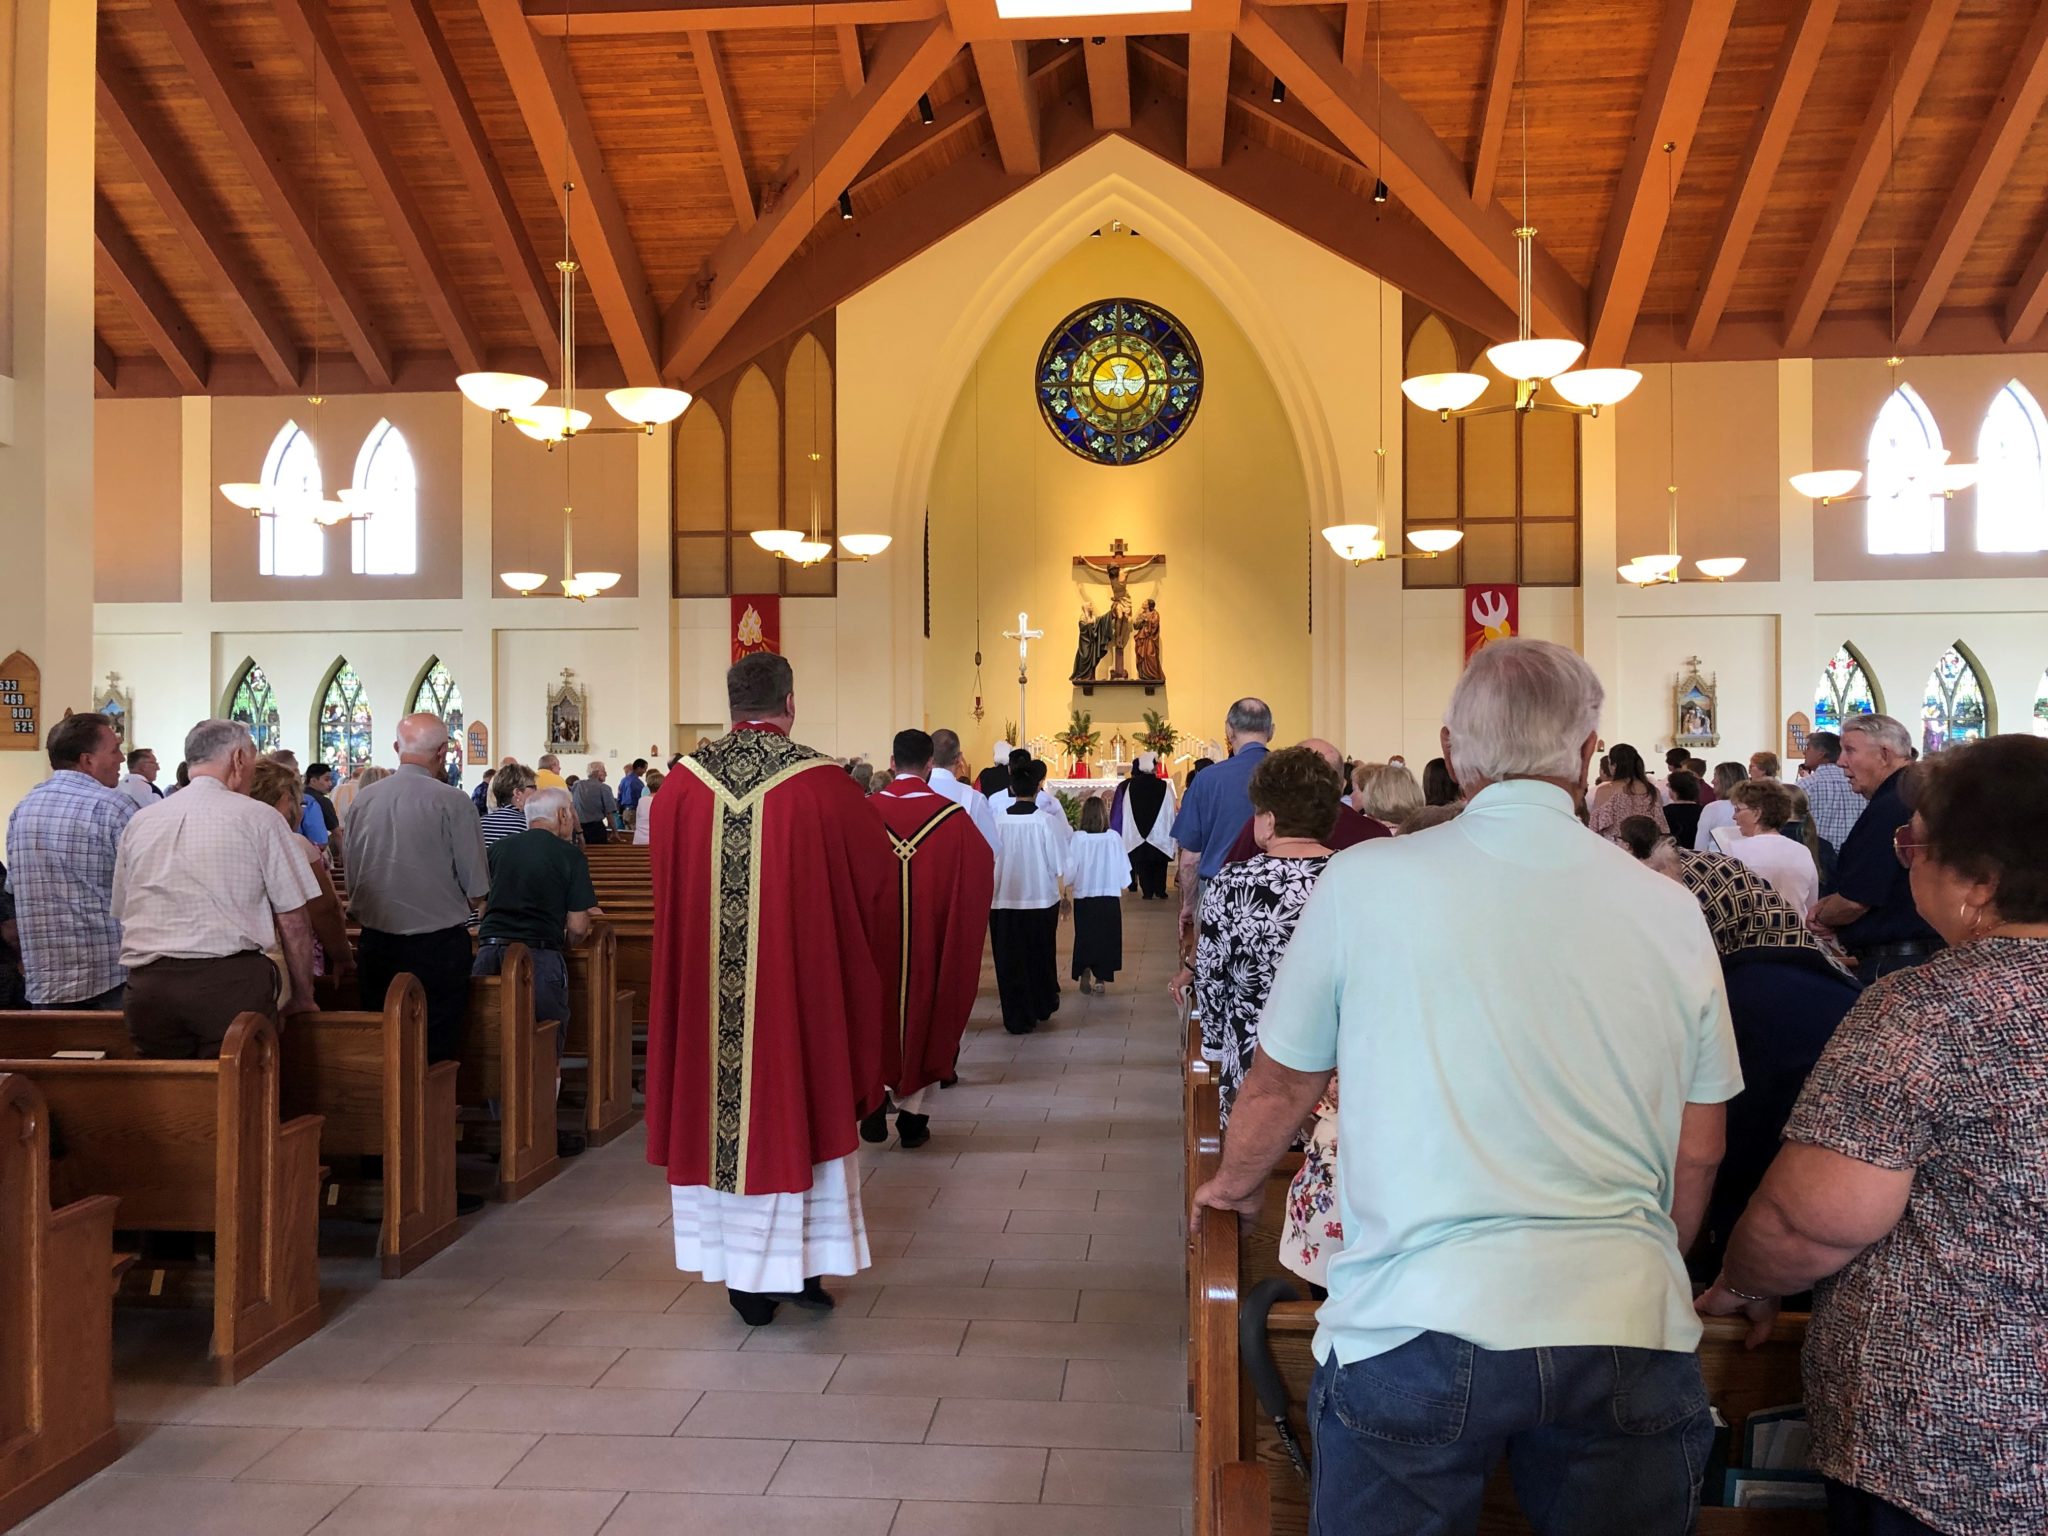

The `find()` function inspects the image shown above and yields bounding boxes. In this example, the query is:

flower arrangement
[1054,709,1101,767]
[1136,709,1178,757]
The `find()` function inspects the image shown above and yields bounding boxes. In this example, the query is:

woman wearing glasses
[1700,734,2048,1536]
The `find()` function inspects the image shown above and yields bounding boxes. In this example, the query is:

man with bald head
[1221,737,1388,866]
[347,712,492,1061]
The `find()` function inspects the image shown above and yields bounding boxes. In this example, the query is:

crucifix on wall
[1071,537,1165,688]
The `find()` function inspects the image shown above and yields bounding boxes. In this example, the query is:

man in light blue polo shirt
[1173,697,1272,942]
[1194,639,1741,1536]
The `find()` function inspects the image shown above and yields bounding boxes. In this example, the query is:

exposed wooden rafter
[1781,0,1960,350]
[96,195,210,393]
[2006,237,2048,343]
[148,0,394,385]
[385,0,560,360]
[836,24,866,90]
[691,31,757,228]
[1469,0,1520,205]
[1133,38,1359,167]
[95,66,300,388]
[1084,35,1132,131]
[1185,30,1230,170]
[526,0,941,33]
[478,0,663,383]
[852,43,1073,195]
[661,17,962,380]
[1236,0,1584,337]
[1340,3,1367,75]
[1684,0,1835,352]
[974,41,1043,175]
[1897,1,2048,347]
[1584,0,1736,366]
[95,335,119,394]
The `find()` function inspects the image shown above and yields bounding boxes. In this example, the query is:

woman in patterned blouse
[1700,734,2048,1536]
[1176,747,1344,1128]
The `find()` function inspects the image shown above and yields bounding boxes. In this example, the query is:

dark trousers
[1826,1482,1941,1535]
[1307,1331,1711,1536]
[360,925,473,1063]
[472,942,569,1036]
[990,905,1059,1033]
[1130,845,1170,899]
[1070,896,1123,982]
[126,953,278,1060]
[581,822,611,845]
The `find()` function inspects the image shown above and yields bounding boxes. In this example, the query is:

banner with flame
[1463,585,1517,663]
[731,595,781,664]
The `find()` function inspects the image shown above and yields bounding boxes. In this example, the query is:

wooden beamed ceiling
[90,0,2048,397]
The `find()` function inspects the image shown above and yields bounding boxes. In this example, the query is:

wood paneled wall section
[670,319,837,598]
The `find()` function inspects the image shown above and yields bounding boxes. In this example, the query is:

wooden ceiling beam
[1084,35,1131,131]
[2005,236,2048,342]
[690,31,756,228]
[526,0,941,33]
[479,0,663,383]
[1898,1,2048,347]
[1781,0,1960,350]
[1340,2,1367,75]
[1185,30,1229,170]
[1237,0,1583,337]
[1633,306,2048,363]
[1469,0,1520,205]
[663,18,960,379]
[95,194,210,394]
[149,0,394,386]
[974,40,1042,174]
[95,335,119,395]
[1584,0,1737,366]
[1684,0,1835,352]
[95,66,300,388]
[270,0,486,375]
[386,0,559,360]
[852,43,1072,194]
[836,24,866,90]
[1134,38,1357,166]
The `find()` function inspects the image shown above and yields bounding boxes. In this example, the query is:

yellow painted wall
[925,234,1311,766]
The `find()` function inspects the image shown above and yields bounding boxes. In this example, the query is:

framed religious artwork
[466,720,490,766]
[96,673,134,749]
[1036,298,1202,465]
[547,669,588,755]
[1674,658,1720,749]
[0,652,41,750]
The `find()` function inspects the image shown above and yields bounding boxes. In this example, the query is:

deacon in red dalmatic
[864,729,995,1149]
[645,653,898,1327]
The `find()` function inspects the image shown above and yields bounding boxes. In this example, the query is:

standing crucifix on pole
[1001,611,1043,742]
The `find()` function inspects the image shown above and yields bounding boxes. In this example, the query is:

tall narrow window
[1976,381,2048,554]
[1922,643,1991,755]
[259,421,325,577]
[226,660,282,754]
[411,658,463,742]
[316,661,374,777]
[351,420,419,575]
[1866,384,1945,555]
[1814,644,1878,733]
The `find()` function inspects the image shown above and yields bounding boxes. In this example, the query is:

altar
[1047,775,1122,800]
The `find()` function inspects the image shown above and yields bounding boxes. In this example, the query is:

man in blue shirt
[618,758,648,831]
[1811,713,1939,978]
[1173,697,1272,942]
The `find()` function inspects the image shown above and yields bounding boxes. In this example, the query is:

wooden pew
[564,924,641,1146]
[0,1075,125,1531]
[464,943,563,1201]
[278,975,460,1277]
[0,1015,323,1384]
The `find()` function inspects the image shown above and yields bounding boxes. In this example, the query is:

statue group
[1070,540,1165,685]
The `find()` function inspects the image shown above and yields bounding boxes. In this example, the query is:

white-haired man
[1811,713,1940,977]
[1193,638,1741,1535]
[347,712,491,1062]
[113,718,320,1058]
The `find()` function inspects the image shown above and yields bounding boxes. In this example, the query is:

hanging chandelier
[1399,16,1640,422]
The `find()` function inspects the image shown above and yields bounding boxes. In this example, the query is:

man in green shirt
[472,787,602,1044]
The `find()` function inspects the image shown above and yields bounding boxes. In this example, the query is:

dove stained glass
[1036,298,1203,465]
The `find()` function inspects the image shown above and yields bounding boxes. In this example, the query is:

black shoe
[1004,1019,1035,1035]
[782,1276,836,1312]
[557,1130,587,1158]
[896,1112,931,1149]
[455,1192,487,1216]
[729,1289,779,1326]
[940,1075,959,1089]
[859,1106,890,1143]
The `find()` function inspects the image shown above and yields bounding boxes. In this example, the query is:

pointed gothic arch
[311,657,374,778]
[1922,641,1996,755]
[258,419,325,577]
[1814,642,1883,733]
[220,657,283,755]
[1866,384,1946,556]
[1976,380,2048,554]
[351,418,420,575]
[408,656,464,742]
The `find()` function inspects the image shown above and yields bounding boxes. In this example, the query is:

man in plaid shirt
[3,712,136,1008]
[1798,730,1866,857]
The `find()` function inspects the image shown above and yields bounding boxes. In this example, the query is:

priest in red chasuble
[864,728,995,1149]
[645,652,899,1327]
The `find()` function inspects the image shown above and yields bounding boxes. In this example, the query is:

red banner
[1463,584,1518,662]
[732,594,781,663]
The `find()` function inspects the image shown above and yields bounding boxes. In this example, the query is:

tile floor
[18,901,1191,1536]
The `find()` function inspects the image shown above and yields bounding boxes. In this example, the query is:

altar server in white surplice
[989,751,1073,850]
[991,757,1065,1035]
[1120,752,1177,900]
[1064,796,1132,994]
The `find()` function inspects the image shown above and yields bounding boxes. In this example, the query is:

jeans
[472,942,569,1039]
[1307,1330,1712,1536]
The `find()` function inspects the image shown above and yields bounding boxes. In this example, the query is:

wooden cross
[1072,537,1164,681]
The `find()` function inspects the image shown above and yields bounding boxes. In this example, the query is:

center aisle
[31,900,1191,1536]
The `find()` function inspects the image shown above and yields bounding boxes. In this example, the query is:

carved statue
[1072,539,1164,682]
[1133,598,1164,683]
[1071,601,1112,684]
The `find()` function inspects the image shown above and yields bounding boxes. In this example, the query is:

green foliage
[1054,789,1085,828]
[1054,708,1101,763]
[1136,709,1178,756]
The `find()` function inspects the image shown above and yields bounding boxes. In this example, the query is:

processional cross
[1001,611,1043,742]
[1072,537,1164,681]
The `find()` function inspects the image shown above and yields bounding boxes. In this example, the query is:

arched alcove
[1921,641,1995,753]
[1814,643,1882,731]
[409,656,463,743]
[311,657,374,777]
[221,657,283,755]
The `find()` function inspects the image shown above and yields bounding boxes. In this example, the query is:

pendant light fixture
[1322,1,1463,569]
[1399,5,1639,422]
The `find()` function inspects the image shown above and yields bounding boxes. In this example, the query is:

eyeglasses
[1893,825,1931,869]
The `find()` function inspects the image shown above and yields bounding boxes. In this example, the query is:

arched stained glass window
[1814,644,1878,733]
[2034,669,2048,738]
[411,658,463,741]
[1866,384,1946,556]
[1976,381,2048,554]
[227,660,282,755]
[351,419,419,575]
[1922,643,1992,755]
[316,661,374,777]
[259,421,325,577]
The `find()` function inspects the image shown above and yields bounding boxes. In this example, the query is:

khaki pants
[125,952,280,1060]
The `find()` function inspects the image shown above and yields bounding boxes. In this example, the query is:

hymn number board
[0,652,41,751]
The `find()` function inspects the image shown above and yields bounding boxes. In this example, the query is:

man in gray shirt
[572,761,620,845]
[347,713,490,1061]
